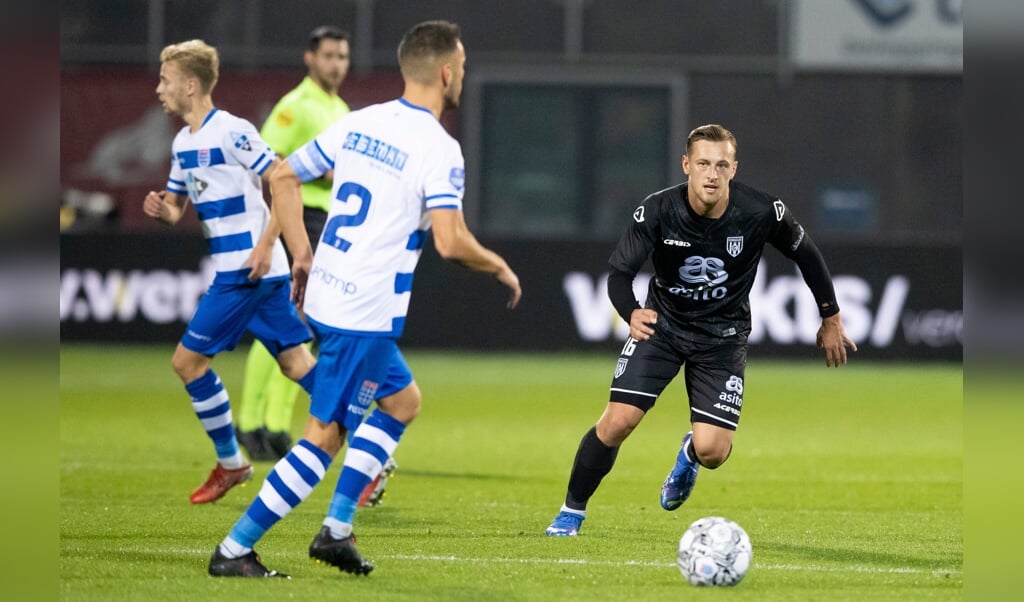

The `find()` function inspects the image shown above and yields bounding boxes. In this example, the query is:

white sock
[218,537,251,559]
[323,517,353,539]
[560,505,586,517]
[219,453,247,470]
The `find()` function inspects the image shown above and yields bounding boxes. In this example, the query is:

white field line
[63,545,960,577]
[382,554,960,576]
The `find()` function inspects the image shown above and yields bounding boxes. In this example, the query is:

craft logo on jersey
[615,358,628,378]
[449,167,465,191]
[633,206,645,223]
[198,148,211,167]
[726,236,744,258]
[231,131,252,151]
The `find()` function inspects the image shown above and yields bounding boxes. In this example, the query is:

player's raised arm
[429,208,521,309]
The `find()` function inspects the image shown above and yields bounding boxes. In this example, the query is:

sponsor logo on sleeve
[230,131,252,151]
[449,167,465,190]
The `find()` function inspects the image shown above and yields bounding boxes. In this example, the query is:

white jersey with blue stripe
[165,108,289,284]
[288,98,465,337]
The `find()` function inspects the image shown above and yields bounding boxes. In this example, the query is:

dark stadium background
[58,1,962,362]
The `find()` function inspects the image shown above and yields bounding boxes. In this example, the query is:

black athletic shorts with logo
[608,328,748,430]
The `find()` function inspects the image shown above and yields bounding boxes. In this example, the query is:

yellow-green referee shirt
[260,76,350,211]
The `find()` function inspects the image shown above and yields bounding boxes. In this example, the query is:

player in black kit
[546,124,857,536]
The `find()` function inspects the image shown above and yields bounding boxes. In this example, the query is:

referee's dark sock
[564,426,619,511]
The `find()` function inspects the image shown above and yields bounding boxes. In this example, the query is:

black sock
[564,426,619,511]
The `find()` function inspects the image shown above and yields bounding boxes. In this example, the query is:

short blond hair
[686,124,738,158]
[160,39,219,94]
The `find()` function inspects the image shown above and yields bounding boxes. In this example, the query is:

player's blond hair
[686,124,738,158]
[160,39,220,94]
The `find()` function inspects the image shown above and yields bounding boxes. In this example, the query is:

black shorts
[304,206,328,253]
[283,207,329,264]
[608,330,747,430]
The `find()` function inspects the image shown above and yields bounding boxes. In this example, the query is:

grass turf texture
[60,344,961,601]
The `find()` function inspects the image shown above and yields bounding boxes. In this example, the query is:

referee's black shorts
[304,206,328,253]
[281,206,330,264]
[608,328,747,430]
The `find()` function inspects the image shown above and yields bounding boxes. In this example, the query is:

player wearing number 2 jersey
[210,20,521,578]
[295,97,466,336]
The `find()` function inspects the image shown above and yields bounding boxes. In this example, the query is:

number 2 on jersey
[321,181,371,251]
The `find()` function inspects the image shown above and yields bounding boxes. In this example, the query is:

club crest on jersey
[449,167,465,191]
[231,132,252,151]
[633,206,645,223]
[357,380,379,407]
[726,236,744,257]
[615,358,628,378]
[198,148,211,167]
[773,200,786,221]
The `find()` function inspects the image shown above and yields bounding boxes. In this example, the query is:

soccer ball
[677,516,752,586]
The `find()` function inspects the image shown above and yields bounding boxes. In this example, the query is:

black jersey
[609,180,828,340]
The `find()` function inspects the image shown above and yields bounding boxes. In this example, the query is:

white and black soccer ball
[677,516,752,586]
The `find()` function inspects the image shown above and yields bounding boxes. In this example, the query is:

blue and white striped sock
[222,439,332,554]
[185,370,245,469]
[324,409,404,538]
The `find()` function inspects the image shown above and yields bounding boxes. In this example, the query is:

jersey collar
[398,97,433,115]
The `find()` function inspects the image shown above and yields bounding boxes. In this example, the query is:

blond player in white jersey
[209,20,521,578]
[142,40,317,506]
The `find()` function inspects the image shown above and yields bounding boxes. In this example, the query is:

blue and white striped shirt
[288,98,465,336]
[166,108,288,284]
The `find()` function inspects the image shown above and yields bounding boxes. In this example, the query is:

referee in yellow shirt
[237,25,350,461]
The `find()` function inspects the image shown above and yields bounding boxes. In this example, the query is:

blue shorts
[182,277,312,357]
[308,319,413,432]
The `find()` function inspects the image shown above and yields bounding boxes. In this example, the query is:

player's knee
[277,344,315,381]
[171,348,205,383]
[595,413,641,447]
[694,444,731,469]
[378,383,421,425]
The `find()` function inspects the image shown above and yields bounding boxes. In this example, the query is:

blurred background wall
[58,0,962,360]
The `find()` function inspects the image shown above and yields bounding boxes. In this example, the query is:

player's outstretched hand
[497,266,522,309]
[816,313,857,367]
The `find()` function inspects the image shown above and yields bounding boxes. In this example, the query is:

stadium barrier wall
[60,234,961,361]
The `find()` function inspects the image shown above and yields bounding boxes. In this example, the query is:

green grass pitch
[60,344,961,601]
